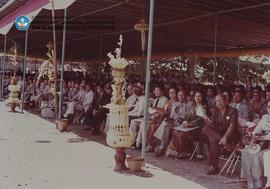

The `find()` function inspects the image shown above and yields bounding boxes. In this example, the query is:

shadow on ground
[115,169,154,178]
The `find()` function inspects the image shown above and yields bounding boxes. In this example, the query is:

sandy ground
[0,102,245,189]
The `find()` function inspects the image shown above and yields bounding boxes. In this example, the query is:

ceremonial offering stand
[106,35,135,171]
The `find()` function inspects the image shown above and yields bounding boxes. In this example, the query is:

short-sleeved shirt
[210,106,238,136]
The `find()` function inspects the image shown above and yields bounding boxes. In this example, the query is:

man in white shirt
[151,86,168,110]
[83,84,95,113]
[131,85,168,150]
[64,83,86,120]
[127,83,134,95]
[145,85,168,152]
[126,83,138,111]
[129,86,144,119]
[74,83,95,125]
[129,86,145,147]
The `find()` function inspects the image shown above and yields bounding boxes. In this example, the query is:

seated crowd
[127,81,270,189]
[5,72,270,189]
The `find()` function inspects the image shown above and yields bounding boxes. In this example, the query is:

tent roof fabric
[1,0,270,61]
[0,0,29,19]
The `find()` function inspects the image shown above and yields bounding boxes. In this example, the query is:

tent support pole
[98,34,103,79]
[58,8,67,120]
[141,0,155,159]
[51,0,58,118]
[142,48,145,81]
[1,34,7,102]
[213,14,218,85]
[237,58,240,78]
[21,30,29,113]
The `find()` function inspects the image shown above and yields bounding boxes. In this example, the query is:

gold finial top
[107,35,128,70]
[10,41,18,67]
[10,41,18,56]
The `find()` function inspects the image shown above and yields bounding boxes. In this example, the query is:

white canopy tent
[0,0,76,35]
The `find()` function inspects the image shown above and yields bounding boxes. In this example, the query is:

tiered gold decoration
[7,42,20,112]
[106,35,134,171]
[8,77,20,112]
[36,41,58,117]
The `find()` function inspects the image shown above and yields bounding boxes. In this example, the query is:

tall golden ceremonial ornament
[8,42,20,112]
[35,41,58,117]
[106,35,135,171]
[37,42,57,100]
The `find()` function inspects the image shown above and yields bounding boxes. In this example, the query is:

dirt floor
[0,102,246,189]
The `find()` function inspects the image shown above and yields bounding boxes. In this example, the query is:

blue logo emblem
[15,16,30,31]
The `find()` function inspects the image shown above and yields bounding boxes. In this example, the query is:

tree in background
[85,55,270,85]
[198,56,270,84]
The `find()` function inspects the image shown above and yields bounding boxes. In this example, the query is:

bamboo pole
[213,15,218,85]
[1,34,7,102]
[21,30,29,113]
[51,0,58,118]
[58,8,67,119]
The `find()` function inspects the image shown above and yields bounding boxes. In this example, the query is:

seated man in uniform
[203,94,239,175]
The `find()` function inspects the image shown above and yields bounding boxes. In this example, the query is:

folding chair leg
[231,155,240,176]
[73,112,83,124]
[190,142,199,161]
[218,149,236,176]
[73,115,79,124]
[226,155,236,176]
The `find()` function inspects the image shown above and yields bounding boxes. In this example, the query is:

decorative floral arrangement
[107,35,128,70]
[107,35,129,105]
[9,41,19,75]
[37,41,55,82]
[8,42,21,110]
